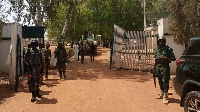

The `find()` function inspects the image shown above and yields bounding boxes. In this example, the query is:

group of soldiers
[23,36,174,104]
[73,41,96,64]
[24,40,67,102]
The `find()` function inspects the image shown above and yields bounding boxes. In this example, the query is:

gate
[111,25,158,71]
[14,35,22,91]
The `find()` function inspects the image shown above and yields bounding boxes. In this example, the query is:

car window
[185,41,200,55]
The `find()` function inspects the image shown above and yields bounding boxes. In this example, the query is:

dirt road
[0,46,183,112]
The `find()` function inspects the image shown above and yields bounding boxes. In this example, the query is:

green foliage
[46,0,167,41]
[167,0,200,44]
[8,0,72,25]
[146,0,169,26]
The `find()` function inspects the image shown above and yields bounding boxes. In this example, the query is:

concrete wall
[2,23,15,37]
[0,22,24,87]
[0,40,11,73]
[157,18,171,37]
[165,35,185,74]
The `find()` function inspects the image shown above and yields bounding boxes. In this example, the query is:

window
[185,41,200,55]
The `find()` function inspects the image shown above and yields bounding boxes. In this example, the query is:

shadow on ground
[66,47,152,83]
[0,46,153,104]
[0,84,15,105]
[35,97,58,104]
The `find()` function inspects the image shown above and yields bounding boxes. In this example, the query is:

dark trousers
[81,52,84,64]
[30,66,41,93]
[45,60,50,78]
[57,61,66,76]
[90,52,95,62]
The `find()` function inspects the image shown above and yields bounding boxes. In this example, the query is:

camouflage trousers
[57,61,66,76]
[30,65,41,92]
[40,65,44,83]
[44,60,50,78]
[156,65,170,93]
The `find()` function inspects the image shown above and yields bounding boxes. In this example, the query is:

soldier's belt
[156,63,169,66]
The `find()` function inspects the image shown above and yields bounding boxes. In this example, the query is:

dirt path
[0,46,183,112]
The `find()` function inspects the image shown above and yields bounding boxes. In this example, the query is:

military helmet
[157,36,166,43]
[31,39,38,47]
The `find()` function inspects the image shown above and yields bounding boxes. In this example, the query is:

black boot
[31,92,36,102]
[63,72,66,78]
[36,90,41,98]
[59,72,62,79]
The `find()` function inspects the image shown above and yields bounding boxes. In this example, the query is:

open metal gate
[111,25,158,71]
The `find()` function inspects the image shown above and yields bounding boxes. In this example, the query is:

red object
[176,59,186,66]
[29,74,33,78]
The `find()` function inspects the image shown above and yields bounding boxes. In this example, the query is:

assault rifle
[150,69,157,88]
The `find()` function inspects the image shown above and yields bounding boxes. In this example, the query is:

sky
[0,0,33,25]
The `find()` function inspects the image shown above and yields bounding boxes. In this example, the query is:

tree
[167,0,200,44]
[45,1,90,42]
[7,0,75,25]
[45,0,157,41]
[146,0,169,26]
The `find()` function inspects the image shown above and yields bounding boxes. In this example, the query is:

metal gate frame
[111,25,158,72]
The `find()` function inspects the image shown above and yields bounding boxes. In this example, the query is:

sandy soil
[0,46,183,112]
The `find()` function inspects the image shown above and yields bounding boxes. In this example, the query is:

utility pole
[140,0,147,55]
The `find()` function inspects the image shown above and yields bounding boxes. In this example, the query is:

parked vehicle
[174,37,200,112]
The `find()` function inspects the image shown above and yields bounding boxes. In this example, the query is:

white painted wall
[164,36,185,74]
[0,23,24,87]
[157,18,171,37]
[0,40,11,73]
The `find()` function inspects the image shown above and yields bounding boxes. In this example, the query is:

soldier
[38,43,45,84]
[54,42,67,79]
[24,43,32,92]
[24,43,32,74]
[154,36,176,104]
[26,39,44,102]
[43,42,51,80]
[79,42,85,64]
[90,42,96,62]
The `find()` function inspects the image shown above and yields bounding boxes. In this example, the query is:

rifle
[151,69,157,88]
[151,58,158,88]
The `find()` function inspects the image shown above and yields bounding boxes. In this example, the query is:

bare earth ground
[0,46,183,112]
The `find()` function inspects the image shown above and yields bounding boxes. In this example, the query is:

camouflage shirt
[54,47,67,62]
[43,48,51,59]
[155,45,175,64]
[26,48,43,65]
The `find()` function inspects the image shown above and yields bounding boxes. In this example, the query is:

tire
[184,91,200,112]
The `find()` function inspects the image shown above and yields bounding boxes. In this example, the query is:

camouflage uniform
[54,43,67,78]
[43,44,51,79]
[24,44,32,92]
[155,36,176,103]
[38,43,45,84]
[26,39,44,102]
